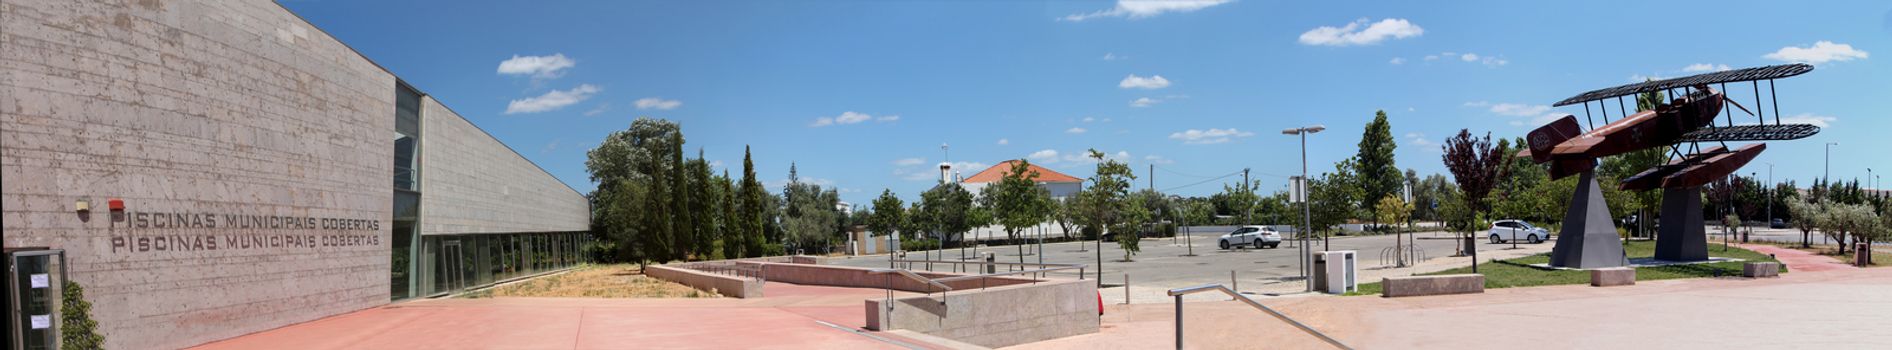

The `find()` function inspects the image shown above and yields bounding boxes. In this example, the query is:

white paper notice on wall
[30,274,49,288]
[30,315,51,329]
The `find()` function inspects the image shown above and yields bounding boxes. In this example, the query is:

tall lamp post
[1282,124,1325,293]
[1824,142,1838,185]
[1765,163,1774,227]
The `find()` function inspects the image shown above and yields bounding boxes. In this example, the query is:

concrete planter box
[1590,267,1635,287]
[1382,274,1484,297]
[1742,262,1781,278]
[646,265,764,298]
[865,279,1098,348]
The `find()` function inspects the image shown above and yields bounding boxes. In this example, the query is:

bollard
[1124,274,1131,305]
[1230,270,1238,297]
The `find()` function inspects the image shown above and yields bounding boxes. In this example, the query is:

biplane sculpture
[1524,63,1819,268]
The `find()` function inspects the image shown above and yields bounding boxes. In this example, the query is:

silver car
[1219,226,1282,249]
[1488,219,1549,244]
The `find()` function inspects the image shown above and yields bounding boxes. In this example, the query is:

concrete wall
[1,1,394,348]
[865,279,1099,348]
[645,265,762,298]
[418,98,587,235]
[741,262,1039,292]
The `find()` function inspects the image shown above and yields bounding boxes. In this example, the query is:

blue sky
[282,0,1892,204]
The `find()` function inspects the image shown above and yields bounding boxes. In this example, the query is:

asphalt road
[827,227,1540,289]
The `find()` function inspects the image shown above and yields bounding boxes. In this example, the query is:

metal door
[442,241,465,293]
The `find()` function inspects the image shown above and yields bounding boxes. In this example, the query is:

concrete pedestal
[1549,171,1628,268]
[1655,187,1709,261]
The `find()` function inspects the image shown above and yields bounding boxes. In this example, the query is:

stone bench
[1590,267,1635,287]
[1381,274,1484,298]
[1743,262,1781,278]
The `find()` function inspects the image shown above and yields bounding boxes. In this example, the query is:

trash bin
[983,252,996,274]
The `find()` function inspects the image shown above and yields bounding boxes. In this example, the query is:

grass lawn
[462,264,720,298]
[1350,240,1784,296]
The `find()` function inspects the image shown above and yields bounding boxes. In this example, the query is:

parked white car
[1488,220,1550,244]
[1219,226,1282,249]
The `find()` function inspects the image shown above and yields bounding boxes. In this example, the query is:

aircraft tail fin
[1525,115,1583,164]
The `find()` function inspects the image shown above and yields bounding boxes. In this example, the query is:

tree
[1076,149,1139,263]
[902,201,932,244]
[62,281,106,350]
[782,164,841,253]
[584,118,682,267]
[1412,174,1459,222]
[1375,195,1414,231]
[1787,196,1822,248]
[1441,129,1509,237]
[1356,111,1403,221]
[920,182,976,249]
[716,169,739,258]
[979,160,1056,262]
[736,146,769,257]
[867,189,906,239]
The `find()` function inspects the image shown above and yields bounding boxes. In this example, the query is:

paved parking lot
[828,227,1549,301]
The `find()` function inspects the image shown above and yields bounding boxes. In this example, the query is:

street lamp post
[1825,142,1838,185]
[1283,124,1325,293]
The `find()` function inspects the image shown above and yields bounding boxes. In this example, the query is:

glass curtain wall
[390,82,423,301]
[412,232,588,297]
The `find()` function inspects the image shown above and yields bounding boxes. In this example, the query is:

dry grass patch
[484,264,721,298]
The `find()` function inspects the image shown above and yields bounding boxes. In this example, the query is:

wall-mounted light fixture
[108,198,125,212]
[75,199,91,213]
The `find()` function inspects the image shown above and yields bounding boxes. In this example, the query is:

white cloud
[1777,113,1836,127]
[1764,41,1869,65]
[893,157,926,166]
[583,103,610,116]
[811,111,896,127]
[1028,149,1061,163]
[1082,116,1098,123]
[1389,57,1406,65]
[504,84,600,114]
[1062,0,1232,22]
[1066,127,1088,134]
[1298,18,1424,46]
[1487,103,1550,117]
[1119,74,1171,89]
[634,97,682,110]
[1410,51,1504,67]
[1682,63,1731,72]
[1467,101,1562,127]
[1102,52,1126,60]
[496,54,576,78]
[1168,128,1255,144]
[996,138,1010,145]
[540,139,560,154]
[1627,74,1668,83]
[1130,97,1161,107]
[1143,154,1175,164]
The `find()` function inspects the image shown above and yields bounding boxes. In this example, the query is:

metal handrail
[867,268,954,291]
[889,259,1079,267]
[1166,284,1352,350]
[931,265,1087,283]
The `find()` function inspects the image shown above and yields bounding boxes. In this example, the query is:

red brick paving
[1735,243,1856,272]
[190,282,938,350]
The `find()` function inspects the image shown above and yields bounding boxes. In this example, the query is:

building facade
[1,1,589,348]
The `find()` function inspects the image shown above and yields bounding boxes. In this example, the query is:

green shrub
[62,281,105,350]
[900,239,940,251]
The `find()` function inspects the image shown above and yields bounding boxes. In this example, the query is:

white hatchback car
[1218,226,1282,250]
[1488,220,1550,244]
